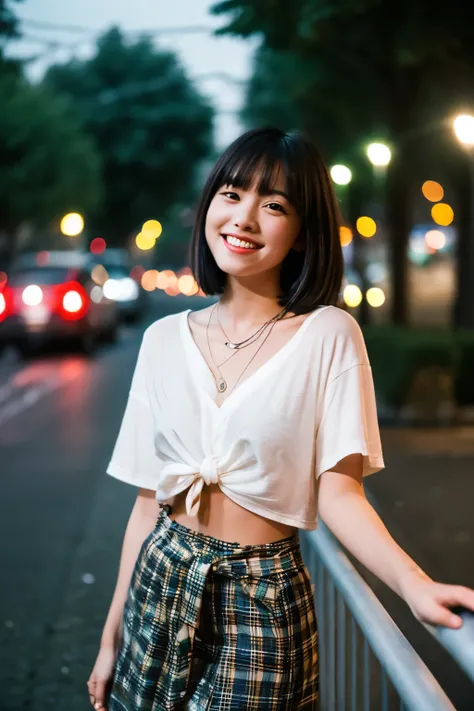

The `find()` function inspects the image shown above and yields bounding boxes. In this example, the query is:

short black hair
[190,126,344,314]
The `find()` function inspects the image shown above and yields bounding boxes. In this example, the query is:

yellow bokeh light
[135,231,156,251]
[424,230,446,251]
[340,226,353,247]
[343,284,363,308]
[453,114,474,146]
[91,264,109,286]
[366,287,386,308]
[141,270,159,291]
[431,203,454,227]
[421,181,444,203]
[356,216,377,238]
[142,220,163,239]
[60,212,84,237]
[178,274,199,296]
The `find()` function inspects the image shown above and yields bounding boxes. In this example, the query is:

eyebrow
[261,188,290,200]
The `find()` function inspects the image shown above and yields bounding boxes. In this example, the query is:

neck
[219,275,285,328]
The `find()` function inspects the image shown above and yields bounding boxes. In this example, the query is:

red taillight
[0,286,13,323]
[52,281,89,321]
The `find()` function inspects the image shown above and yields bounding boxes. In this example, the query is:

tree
[0,74,102,263]
[44,28,214,246]
[212,0,474,328]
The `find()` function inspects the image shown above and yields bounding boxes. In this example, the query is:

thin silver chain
[205,302,277,395]
[217,300,286,350]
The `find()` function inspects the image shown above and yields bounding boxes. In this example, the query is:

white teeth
[224,235,259,249]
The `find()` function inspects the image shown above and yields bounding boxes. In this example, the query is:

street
[1,295,473,710]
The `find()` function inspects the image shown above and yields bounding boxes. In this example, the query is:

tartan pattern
[109,507,319,710]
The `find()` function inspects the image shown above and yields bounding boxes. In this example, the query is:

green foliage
[0,74,102,233]
[361,325,474,409]
[213,0,474,326]
[44,27,214,244]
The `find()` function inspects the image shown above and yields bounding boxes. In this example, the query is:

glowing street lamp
[366,143,391,167]
[330,165,352,186]
[60,212,84,237]
[453,114,474,147]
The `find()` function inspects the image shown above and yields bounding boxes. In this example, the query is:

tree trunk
[453,154,474,329]
[385,147,412,326]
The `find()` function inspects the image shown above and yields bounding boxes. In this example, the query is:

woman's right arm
[101,487,160,648]
[87,488,160,710]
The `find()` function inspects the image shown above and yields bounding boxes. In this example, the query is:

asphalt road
[1,294,473,710]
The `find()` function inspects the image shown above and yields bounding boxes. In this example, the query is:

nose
[233,199,258,233]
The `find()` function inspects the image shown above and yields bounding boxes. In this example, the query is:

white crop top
[106,305,385,530]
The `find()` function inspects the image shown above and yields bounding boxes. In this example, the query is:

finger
[94,679,109,710]
[437,585,474,612]
[428,601,463,629]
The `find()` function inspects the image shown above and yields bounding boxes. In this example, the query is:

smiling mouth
[221,234,263,250]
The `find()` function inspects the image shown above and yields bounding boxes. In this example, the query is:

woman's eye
[266,202,286,213]
[221,191,239,200]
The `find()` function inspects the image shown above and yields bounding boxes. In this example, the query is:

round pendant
[217,378,227,393]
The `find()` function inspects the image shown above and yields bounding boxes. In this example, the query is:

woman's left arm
[318,453,474,629]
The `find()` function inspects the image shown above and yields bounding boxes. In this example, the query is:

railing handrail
[427,610,474,683]
[302,524,461,711]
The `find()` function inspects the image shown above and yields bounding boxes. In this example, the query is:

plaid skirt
[109,505,319,710]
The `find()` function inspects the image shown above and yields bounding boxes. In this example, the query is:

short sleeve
[106,329,162,490]
[315,363,385,478]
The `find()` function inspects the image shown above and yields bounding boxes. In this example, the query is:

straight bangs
[190,127,344,314]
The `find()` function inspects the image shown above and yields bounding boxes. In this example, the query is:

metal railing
[300,523,474,710]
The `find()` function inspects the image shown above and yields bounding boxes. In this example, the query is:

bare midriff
[165,485,297,546]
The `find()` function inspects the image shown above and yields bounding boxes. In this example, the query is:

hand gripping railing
[300,523,474,711]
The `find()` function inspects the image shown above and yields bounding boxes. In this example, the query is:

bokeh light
[142,220,163,239]
[356,216,377,238]
[63,290,83,313]
[135,231,156,251]
[431,203,454,226]
[156,270,175,290]
[0,271,7,291]
[22,284,43,306]
[366,143,391,167]
[422,181,444,203]
[330,165,352,186]
[424,229,447,251]
[178,274,199,296]
[130,265,145,282]
[141,270,159,291]
[60,213,84,237]
[91,264,109,286]
[366,287,386,308]
[90,237,107,255]
[36,251,50,266]
[340,226,353,247]
[343,284,363,308]
[453,114,474,146]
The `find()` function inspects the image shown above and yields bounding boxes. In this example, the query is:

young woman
[88,127,474,710]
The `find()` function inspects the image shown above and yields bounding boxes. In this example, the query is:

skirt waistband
[157,504,302,569]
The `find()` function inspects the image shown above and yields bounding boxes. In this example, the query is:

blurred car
[100,264,147,323]
[0,259,119,357]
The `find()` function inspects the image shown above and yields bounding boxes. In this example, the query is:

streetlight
[60,212,84,237]
[453,114,474,146]
[366,142,391,167]
[330,164,352,185]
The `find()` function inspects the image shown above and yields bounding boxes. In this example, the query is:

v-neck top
[106,305,385,530]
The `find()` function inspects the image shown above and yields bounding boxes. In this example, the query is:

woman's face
[204,169,302,281]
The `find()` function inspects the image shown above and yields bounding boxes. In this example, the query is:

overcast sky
[8,0,259,147]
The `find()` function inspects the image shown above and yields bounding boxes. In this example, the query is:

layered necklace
[205,301,287,395]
